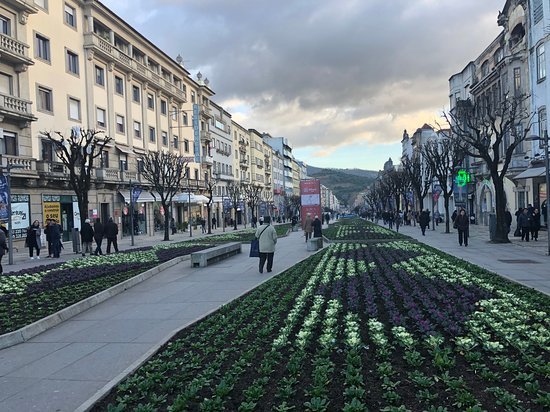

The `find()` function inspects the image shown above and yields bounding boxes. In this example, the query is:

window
[537,44,546,81]
[172,106,178,121]
[132,85,140,103]
[0,15,11,36]
[481,60,489,77]
[34,0,47,10]
[119,154,128,171]
[0,72,12,94]
[100,150,109,168]
[95,66,105,86]
[514,123,524,154]
[0,131,17,156]
[133,121,142,138]
[116,114,125,133]
[493,48,503,64]
[183,112,188,126]
[35,33,50,62]
[194,169,199,180]
[115,76,124,95]
[147,93,154,109]
[64,4,76,28]
[149,126,156,143]
[513,68,521,95]
[66,50,79,75]
[42,139,54,162]
[538,107,547,149]
[161,131,168,146]
[191,91,196,103]
[173,136,179,149]
[37,86,53,113]
[68,97,80,120]
[96,108,106,128]
[160,100,167,115]
[184,139,189,152]
[533,0,543,24]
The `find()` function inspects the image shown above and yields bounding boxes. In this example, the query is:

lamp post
[187,174,192,238]
[129,180,135,247]
[5,164,25,265]
[527,131,550,256]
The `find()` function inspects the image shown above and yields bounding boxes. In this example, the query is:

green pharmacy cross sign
[455,170,471,187]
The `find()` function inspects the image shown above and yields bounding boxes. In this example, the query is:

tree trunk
[492,176,510,243]
[233,207,238,230]
[78,198,89,231]
[444,194,451,234]
[163,202,170,241]
[207,205,212,234]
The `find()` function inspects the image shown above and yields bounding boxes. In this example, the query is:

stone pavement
[0,227,313,412]
[394,221,550,295]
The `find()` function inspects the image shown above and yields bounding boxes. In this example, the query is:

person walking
[419,209,430,236]
[505,208,513,234]
[50,219,62,258]
[80,218,94,256]
[93,218,104,255]
[171,217,177,235]
[455,209,469,247]
[531,208,541,241]
[105,217,119,254]
[212,216,217,230]
[518,209,532,242]
[388,212,394,230]
[43,219,53,258]
[200,217,206,234]
[313,215,323,238]
[303,213,313,242]
[255,216,277,273]
[0,229,8,274]
[26,220,42,259]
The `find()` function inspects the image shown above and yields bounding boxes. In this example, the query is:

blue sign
[131,187,142,205]
[0,175,8,220]
[223,198,232,212]
[193,104,200,163]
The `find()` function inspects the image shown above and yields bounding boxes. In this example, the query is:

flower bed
[324,218,409,241]
[93,241,549,411]
[0,242,213,335]
[201,224,291,243]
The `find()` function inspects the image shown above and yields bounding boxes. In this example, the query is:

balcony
[0,155,36,175]
[239,158,248,168]
[36,161,68,176]
[201,155,214,166]
[0,33,33,66]
[200,103,211,118]
[200,130,211,143]
[83,32,186,102]
[0,92,36,124]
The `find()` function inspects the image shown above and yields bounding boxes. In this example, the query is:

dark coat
[455,214,469,231]
[49,223,62,241]
[451,210,458,222]
[532,211,541,230]
[44,224,51,241]
[0,230,8,257]
[104,221,119,239]
[505,211,513,227]
[518,213,533,229]
[26,226,40,248]
[313,218,322,238]
[93,221,104,241]
[419,211,430,228]
[80,222,94,242]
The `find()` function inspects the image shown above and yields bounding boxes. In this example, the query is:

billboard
[300,179,321,225]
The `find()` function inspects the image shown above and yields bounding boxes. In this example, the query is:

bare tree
[242,183,263,225]
[226,181,241,230]
[204,175,218,234]
[445,96,534,242]
[286,194,301,219]
[422,132,465,233]
[139,151,188,241]
[42,128,112,229]
[402,153,433,212]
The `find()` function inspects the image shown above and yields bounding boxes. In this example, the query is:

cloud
[102,0,504,168]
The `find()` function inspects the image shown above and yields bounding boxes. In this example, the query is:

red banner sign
[300,179,321,225]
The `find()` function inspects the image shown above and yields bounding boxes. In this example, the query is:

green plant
[304,397,329,411]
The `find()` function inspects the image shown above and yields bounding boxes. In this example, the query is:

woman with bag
[25,220,42,259]
[254,216,277,274]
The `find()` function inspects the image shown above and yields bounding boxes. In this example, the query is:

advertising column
[300,179,321,226]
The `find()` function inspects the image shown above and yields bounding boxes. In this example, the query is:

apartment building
[263,134,294,195]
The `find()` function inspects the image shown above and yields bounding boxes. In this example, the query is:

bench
[307,237,323,251]
[191,242,242,267]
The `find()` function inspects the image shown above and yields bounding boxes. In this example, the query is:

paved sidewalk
[394,222,550,295]
[0,229,313,412]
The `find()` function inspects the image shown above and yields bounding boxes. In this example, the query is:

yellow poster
[43,202,61,221]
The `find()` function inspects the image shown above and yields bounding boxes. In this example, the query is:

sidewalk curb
[75,242,323,412]
[0,255,190,351]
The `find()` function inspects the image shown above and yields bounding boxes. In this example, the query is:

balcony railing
[201,155,214,165]
[200,130,211,142]
[36,161,68,175]
[0,33,33,65]
[0,155,36,173]
[95,167,120,181]
[0,92,36,121]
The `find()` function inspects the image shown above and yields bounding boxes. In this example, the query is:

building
[263,135,294,195]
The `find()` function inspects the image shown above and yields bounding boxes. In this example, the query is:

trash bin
[72,228,81,253]
[489,213,496,241]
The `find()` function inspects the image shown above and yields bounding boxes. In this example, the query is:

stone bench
[307,237,323,251]
[191,242,242,267]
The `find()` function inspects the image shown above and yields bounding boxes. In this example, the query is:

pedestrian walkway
[0,228,312,412]
[395,221,550,295]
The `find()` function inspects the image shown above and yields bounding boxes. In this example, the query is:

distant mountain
[306,165,378,207]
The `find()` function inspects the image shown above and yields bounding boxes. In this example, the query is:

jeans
[259,252,274,272]
[305,232,312,242]
[29,246,40,258]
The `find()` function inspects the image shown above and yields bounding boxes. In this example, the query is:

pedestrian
[50,219,62,258]
[0,229,8,275]
[518,209,532,242]
[419,209,430,236]
[455,208,469,247]
[531,208,541,241]
[303,213,313,242]
[388,212,394,230]
[505,208,513,234]
[434,210,441,226]
[80,218,94,256]
[93,218,104,255]
[0,222,7,237]
[255,215,277,273]
[171,217,177,235]
[313,215,323,238]
[105,217,119,253]
[212,216,217,230]
[43,218,53,258]
[200,217,206,234]
[25,220,42,259]
[451,209,458,224]
[291,215,298,230]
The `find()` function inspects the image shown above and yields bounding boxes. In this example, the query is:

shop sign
[43,202,61,221]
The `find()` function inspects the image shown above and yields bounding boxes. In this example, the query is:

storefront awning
[119,190,158,203]
[116,145,133,154]
[514,167,546,179]
[173,193,210,203]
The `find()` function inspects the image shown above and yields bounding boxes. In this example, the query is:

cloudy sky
[103,0,504,171]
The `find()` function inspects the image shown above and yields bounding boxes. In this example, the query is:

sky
[102,0,504,171]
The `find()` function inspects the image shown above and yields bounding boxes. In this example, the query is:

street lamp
[527,131,550,256]
[214,171,226,232]
[4,164,25,265]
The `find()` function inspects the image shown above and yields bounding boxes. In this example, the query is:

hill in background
[306,165,378,207]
